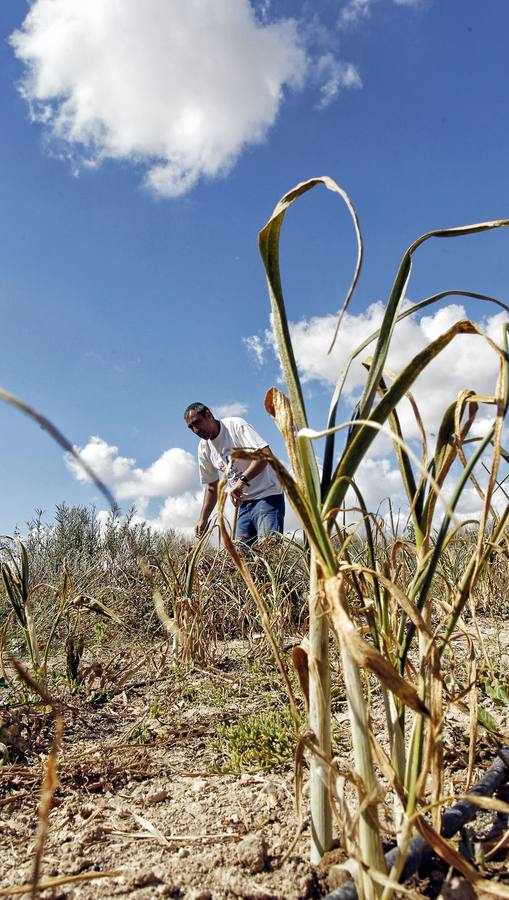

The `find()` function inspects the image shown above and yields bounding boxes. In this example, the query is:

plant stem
[326,575,386,897]
[308,553,333,863]
[339,643,386,898]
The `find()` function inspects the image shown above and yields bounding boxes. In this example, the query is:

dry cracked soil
[1,636,508,899]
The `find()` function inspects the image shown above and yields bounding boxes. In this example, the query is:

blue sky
[1,0,508,535]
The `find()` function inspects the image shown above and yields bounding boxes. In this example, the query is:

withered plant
[217,176,509,897]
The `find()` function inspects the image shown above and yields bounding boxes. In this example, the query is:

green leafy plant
[217,176,509,897]
[132,721,152,744]
[151,527,218,661]
[483,679,509,707]
[149,698,161,718]
[1,538,40,669]
[210,706,299,773]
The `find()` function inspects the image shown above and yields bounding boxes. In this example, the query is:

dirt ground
[1,636,508,899]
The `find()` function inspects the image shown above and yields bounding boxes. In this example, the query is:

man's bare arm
[196,480,218,536]
[242,453,269,483]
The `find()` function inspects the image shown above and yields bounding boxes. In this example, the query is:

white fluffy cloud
[245,301,508,526]
[214,402,248,418]
[10,0,307,196]
[246,302,507,443]
[9,1,428,196]
[66,436,206,535]
[66,435,198,504]
[9,0,360,197]
[145,492,203,535]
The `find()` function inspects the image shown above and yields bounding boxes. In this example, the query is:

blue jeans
[236,493,285,545]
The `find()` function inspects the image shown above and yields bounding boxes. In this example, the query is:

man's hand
[195,519,209,538]
[195,480,218,538]
[230,479,245,507]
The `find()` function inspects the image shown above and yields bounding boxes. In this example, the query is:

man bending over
[185,402,285,544]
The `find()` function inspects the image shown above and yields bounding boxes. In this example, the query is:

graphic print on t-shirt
[213,448,242,489]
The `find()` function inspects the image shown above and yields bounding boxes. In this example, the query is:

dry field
[2,176,509,898]
[1,512,509,900]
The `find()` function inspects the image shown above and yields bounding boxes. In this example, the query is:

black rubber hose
[323,745,509,900]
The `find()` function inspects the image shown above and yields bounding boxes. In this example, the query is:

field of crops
[1,178,509,899]
[1,499,508,900]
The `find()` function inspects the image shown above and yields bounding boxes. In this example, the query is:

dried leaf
[291,644,309,711]
[265,387,305,492]
[414,816,478,881]
[326,576,429,717]
[0,871,122,897]
[131,812,171,847]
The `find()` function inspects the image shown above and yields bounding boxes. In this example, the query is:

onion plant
[219,177,509,897]
[150,526,213,660]
[1,538,40,669]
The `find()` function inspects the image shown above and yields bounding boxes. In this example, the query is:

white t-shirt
[198,417,282,501]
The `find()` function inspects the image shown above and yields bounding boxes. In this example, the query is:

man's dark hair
[184,402,210,421]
